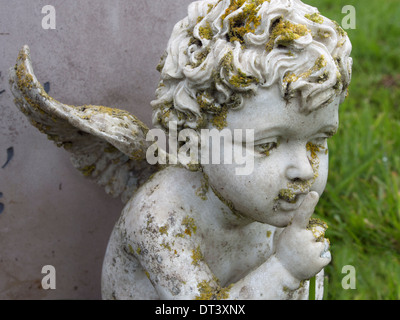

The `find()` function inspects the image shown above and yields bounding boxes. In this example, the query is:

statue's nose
[284,146,315,182]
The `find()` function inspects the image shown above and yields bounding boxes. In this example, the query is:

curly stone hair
[151,0,352,132]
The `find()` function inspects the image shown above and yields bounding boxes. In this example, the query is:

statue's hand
[276,191,331,281]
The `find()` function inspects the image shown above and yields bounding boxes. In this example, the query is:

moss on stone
[161,241,172,251]
[159,225,169,235]
[307,218,328,242]
[182,216,197,236]
[195,175,209,200]
[80,164,96,177]
[199,21,213,40]
[306,141,321,160]
[278,189,296,203]
[283,55,327,85]
[305,13,324,24]
[266,18,309,52]
[228,68,259,88]
[191,246,204,266]
[195,278,233,300]
[211,105,229,130]
[192,47,211,68]
[222,0,269,44]
[127,244,134,254]
[333,21,347,37]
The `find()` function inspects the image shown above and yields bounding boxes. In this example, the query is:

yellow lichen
[307,218,328,242]
[175,233,185,238]
[306,141,325,160]
[278,189,296,203]
[307,142,319,159]
[146,216,154,229]
[199,21,213,40]
[266,18,310,52]
[192,47,211,68]
[221,0,247,23]
[80,165,96,177]
[221,51,234,73]
[197,90,219,113]
[221,0,269,44]
[128,244,135,254]
[195,175,209,200]
[317,29,331,39]
[195,279,233,300]
[159,225,169,235]
[228,68,259,88]
[333,21,347,37]
[195,280,215,300]
[191,246,204,266]
[161,241,172,251]
[212,105,229,130]
[182,216,197,236]
[305,13,324,24]
[30,120,51,134]
[283,55,327,85]
[158,104,172,127]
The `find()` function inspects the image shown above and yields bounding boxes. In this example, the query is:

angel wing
[9,45,159,203]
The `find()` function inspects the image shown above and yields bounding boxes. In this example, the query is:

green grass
[304,0,400,299]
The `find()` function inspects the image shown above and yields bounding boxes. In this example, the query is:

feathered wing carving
[9,45,159,203]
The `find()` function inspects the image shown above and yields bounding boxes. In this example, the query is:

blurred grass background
[305,0,400,299]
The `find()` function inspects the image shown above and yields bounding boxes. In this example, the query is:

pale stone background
[0,0,193,299]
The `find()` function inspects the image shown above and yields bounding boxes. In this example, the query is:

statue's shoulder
[121,166,205,234]
[136,165,203,205]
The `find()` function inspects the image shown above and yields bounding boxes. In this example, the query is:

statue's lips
[277,192,308,211]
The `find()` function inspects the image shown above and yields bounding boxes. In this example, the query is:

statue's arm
[128,192,330,300]
[126,210,314,299]
[128,206,227,300]
[133,223,302,299]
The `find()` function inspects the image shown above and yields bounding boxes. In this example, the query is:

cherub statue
[9,0,352,300]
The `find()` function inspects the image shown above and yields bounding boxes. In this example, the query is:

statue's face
[202,85,339,227]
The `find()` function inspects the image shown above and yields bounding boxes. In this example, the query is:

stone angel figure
[9,0,351,300]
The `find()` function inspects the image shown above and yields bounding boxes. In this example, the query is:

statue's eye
[310,134,332,149]
[255,141,278,156]
[310,130,336,147]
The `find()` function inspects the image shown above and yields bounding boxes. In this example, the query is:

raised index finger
[291,191,320,229]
